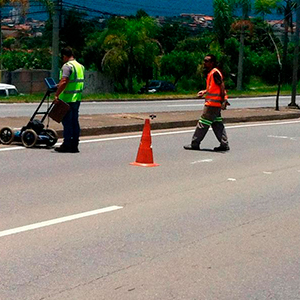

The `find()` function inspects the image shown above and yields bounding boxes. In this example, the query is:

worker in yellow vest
[54,47,85,153]
[184,54,230,152]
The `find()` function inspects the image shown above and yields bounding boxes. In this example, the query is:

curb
[54,112,300,138]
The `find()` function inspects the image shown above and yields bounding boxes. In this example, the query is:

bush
[2,49,51,71]
[255,51,280,84]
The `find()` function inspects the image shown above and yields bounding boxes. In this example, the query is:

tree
[102,15,160,93]
[175,36,212,53]
[82,30,107,71]
[135,9,149,19]
[231,0,252,90]
[254,0,278,19]
[213,0,234,47]
[276,0,297,82]
[59,9,97,59]
[0,0,52,78]
[160,51,201,85]
[157,21,189,53]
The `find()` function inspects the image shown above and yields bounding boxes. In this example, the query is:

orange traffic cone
[130,119,159,167]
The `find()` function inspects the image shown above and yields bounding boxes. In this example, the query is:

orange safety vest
[205,68,228,107]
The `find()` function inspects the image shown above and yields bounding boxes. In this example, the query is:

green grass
[0,91,198,103]
[0,84,298,103]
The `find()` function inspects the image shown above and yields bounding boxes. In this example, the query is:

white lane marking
[263,171,273,175]
[0,146,24,152]
[225,120,300,129]
[0,205,123,238]
[228,178,237,181]
[191,159,213,164]
[167,104,204,107]
[268,135,297,140]
[1,120,300,152]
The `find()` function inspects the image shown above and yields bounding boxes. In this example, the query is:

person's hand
[197,90,206,98]
[53,96,59,104]
[221,100,230,110]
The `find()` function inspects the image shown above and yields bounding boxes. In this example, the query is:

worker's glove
[221,100,230,110]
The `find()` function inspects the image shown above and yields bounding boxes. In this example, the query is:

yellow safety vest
[60,60,85,103]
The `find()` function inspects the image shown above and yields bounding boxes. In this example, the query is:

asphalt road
[0,95,298,117]
[1,119,300,299]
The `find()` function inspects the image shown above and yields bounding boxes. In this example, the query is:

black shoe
[54,144,72,153]
[183,144,199,150]
[70,147,80,153]
[214,145,230,152]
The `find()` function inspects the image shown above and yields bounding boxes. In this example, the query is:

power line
[63,1,117,16]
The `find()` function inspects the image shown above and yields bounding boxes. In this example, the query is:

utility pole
[237,25,245,91]
[51,0,61,82]
[290,0,300,108]
[0,7,2,83]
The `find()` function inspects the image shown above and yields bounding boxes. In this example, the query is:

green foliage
[101,16,160,93]
[2,49,51,71]
[161,51,202,85]
[59,9,98,58]
[1,3,298,93]
[232,0,252,18]
[213,0,234,46]
[254,0,278,19]
[244,18,278,53]
[157,21,189,53]
[250,51,280,84]
[136,9,149,19]
[175,36,212,53]
[2,37,16,50]
[82,30,107,71]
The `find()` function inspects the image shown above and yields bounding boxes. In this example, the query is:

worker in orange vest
[184,54,230,152]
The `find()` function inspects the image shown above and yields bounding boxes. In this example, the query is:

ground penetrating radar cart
[0,78,59,148]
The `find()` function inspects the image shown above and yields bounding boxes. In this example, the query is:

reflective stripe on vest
[205,68,227,107]
[60,60,85,103]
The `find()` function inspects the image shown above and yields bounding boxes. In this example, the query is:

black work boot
[54,143,72,153]
[183,144,200,150]
[70,140,80,153]
[214,145,230,152]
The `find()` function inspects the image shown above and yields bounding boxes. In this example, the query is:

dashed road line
[191,159,213,164]
[228,178,237,181]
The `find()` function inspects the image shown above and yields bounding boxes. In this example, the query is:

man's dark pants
[62,101,81,148]
[191,105,229,148]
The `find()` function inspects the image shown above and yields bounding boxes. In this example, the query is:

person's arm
[219,81,225,102]
[213,71,229,109]
[54,64,72,102]
[54,77,69,102]
[197,89,207,98]
[213,72,225,100]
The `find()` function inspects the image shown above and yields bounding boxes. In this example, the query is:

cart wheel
[21,129,38,148]
[44,128,58,147]
[0,127,15,145]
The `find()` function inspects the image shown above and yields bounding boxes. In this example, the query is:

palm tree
[254,0,278,20]
[213,0,234,47]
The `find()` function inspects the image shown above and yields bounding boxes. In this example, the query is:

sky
[69,0,215,17]
[2,0,283,20]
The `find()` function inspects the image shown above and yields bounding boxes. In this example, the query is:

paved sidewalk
[0,107,300,138]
